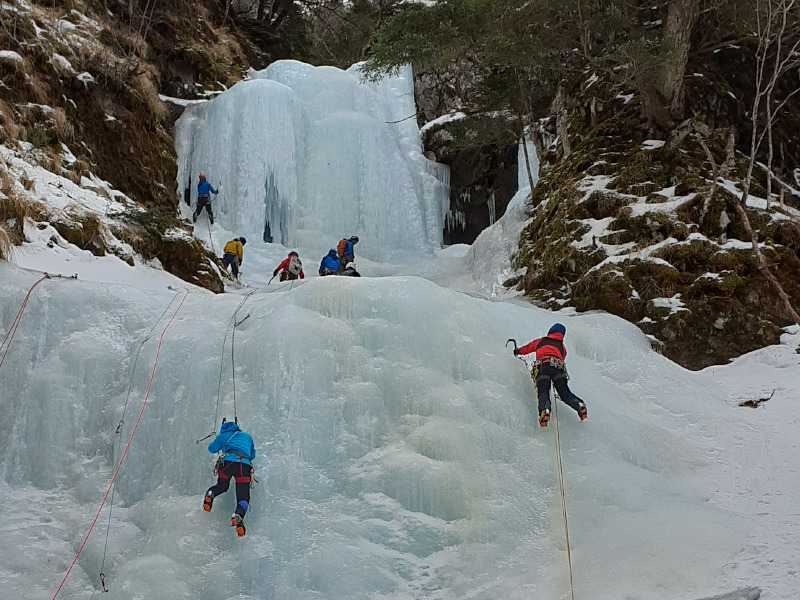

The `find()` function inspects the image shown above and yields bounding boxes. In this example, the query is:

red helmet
[198,173,206,180]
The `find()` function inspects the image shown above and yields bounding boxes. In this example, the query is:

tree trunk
[257,0,268,21]
[521,128,536,194]
[661,0,701,122]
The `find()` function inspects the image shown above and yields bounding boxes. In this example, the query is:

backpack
[337,238,348,258]
[287,255,302,275]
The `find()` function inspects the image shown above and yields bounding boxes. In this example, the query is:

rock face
[438,141,519,246]
[415,72,520,246]
[512,59,800,370]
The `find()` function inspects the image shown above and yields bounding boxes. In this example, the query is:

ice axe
[506,338,530,368]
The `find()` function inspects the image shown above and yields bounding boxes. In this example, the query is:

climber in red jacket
[515,323,587,427]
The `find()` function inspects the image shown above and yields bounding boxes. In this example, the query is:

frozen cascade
[175,61,449,260]
[0,261,753,600]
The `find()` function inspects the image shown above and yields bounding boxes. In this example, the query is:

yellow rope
[552,388,577,600]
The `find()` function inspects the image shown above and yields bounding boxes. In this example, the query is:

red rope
[0,275,48,371]
[51,291,189,600]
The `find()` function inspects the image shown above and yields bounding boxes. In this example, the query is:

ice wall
[175,62,449,260]
[0,262,750,600]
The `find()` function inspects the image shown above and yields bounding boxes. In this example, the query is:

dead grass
[0,99,22,143]
[0,227,11,260]
[137,72,168,122]
[51,107,74,143]
[0,163,31,246]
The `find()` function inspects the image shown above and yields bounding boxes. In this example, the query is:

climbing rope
[231,309,251,420]
[51,290,189,600]
[206,213,217,257]
[0,273,77,372]
[198,289,257,443]
[507,338,577,600]
[89,291,183,598]
[551,389,577,600]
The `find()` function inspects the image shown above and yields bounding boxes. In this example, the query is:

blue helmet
[548,323,566,336]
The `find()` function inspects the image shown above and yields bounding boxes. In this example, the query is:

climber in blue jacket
[193,173,219,224]
[203,420,255,537]
[318,249,340,276]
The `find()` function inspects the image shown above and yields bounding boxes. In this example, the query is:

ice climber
[222,237,246,280]
[319,249,340,276]
[273,251,305,281]
[193,173,218,224]
[204,420,256,537]
[339,261,360,277]
[336,236,358,272]
[514,323,588,427]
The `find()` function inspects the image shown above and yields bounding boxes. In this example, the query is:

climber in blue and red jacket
[515,323,587,427]
[203,420,255,537]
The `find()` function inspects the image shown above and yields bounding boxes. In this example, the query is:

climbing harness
[508,338,577,600]
[51,290,189,600]
[0,273,77,373]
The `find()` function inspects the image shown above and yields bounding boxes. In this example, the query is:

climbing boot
[231,513,246,537]
[539,409,550,428]
[578,403,587,421]
[203,491,214,512]
[192,213,198,223]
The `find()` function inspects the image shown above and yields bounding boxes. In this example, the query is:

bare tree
[737,0,800,325]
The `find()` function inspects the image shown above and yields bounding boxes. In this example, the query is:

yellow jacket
[224,239,244,261]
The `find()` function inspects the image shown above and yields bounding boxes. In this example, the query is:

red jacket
[518,332,566,361]
[275,256,304,279]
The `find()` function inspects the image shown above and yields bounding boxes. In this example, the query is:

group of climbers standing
[319,236,360,277]
[190,173,360,283]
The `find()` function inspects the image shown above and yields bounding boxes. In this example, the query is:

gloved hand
[513,348,520,356]
[273,270,278,277]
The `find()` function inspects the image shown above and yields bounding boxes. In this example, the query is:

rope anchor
[99,573,107,593]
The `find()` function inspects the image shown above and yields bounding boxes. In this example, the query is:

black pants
[207,460,251,518]
[222,253,240,277]
[535,362,584,414]
[339,254,354,272]
[194,195,213,223]
[279,271,299,281]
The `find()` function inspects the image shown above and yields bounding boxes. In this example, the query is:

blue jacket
[198,180,218,197]
[319,249,340,274]
[208,421,255,465]
[343,241,355,258]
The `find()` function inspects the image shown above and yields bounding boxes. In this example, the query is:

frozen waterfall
[175,62,449,261]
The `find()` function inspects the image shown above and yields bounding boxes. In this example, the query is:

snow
[2,57,800,600]
[0,50,23,63]
[419,111,467,135]
[651,293,689,314]
[641,139,665,150]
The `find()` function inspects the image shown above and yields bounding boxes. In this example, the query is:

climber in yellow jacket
[222,237,246,280]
